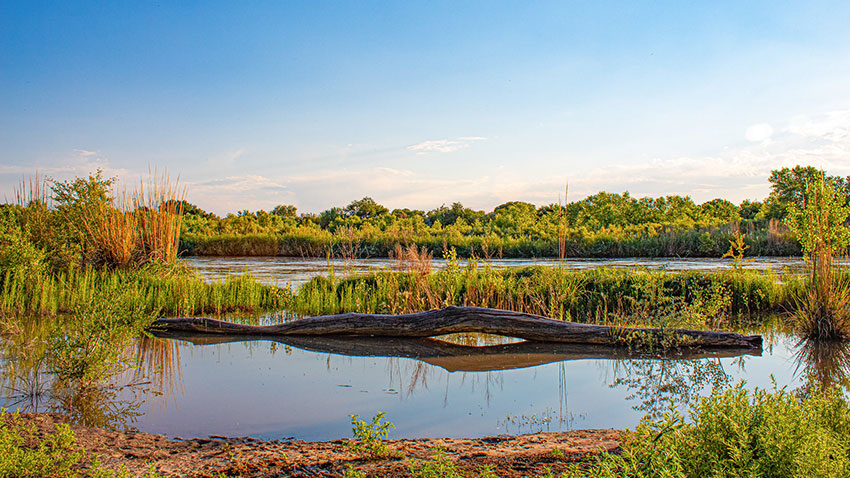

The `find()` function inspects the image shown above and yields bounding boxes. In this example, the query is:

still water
[181,256,821,287]
[137,332,803,441]
[3,326,809,442]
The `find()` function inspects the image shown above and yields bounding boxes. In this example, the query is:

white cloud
[407,137,486,154]
[186,174,294,214]
[745,123,774,143]
[787,111,850,142]
[181,110,850,214]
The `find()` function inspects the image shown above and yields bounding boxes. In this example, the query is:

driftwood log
[151,330,762,372]
[151,305,762,349]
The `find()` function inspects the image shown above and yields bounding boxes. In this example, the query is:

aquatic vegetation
[46,291,149,387]
[562,384,850,478]
[0,266,290,317]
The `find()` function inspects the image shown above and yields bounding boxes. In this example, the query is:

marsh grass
[9,170,185,270]
[291,265,793,327]
[0,266,289,317]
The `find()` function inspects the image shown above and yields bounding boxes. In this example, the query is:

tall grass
[180,224,801,259]
[0,266,290,317]
[290,265,796,327]
[13,170,186,270]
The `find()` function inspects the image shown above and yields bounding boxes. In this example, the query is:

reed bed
[0,267,289,317]
[290,265,798,327]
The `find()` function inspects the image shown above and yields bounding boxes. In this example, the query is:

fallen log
[150,305,762,349]
[150,330,762,372]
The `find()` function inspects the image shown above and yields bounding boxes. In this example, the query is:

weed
[785,175,850,339]
[562,383,850,478]
[409,450,500,478]
[347,412,396,460]
[343,465,367,478]
[0,409,128,477]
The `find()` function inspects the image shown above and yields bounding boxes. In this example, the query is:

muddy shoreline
[22,413,621,477]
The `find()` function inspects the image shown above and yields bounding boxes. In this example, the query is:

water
[182,256,820,287]
[3,327,810,442]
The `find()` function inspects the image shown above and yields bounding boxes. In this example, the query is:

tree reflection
[609,357,733,418]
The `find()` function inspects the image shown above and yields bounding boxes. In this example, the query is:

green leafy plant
[347,411,396,460]
[721,232,752,271]
[0,409,128,477]
[410,450,500,478]
[562,383,850,478]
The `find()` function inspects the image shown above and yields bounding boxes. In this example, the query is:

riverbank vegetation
[0,172,289,318]
[178,166,850,259]
[562,384,850,478]
[784,174,850,339]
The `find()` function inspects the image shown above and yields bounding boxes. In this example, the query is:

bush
[564,384,850,478]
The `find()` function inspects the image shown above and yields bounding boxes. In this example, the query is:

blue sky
[2,1,850,215]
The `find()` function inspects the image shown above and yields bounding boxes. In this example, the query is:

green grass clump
[563,384,850,478]
[0,410,127,477]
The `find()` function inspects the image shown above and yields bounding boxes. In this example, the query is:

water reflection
[4,319,811,440]
[609,357,733,418]
[794,338,850,392]
[0,317,183,432]
[151,331,761,373]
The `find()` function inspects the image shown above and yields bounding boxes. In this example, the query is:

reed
[0,266,290,317]
[290,266,792,327]
[133,170,185,264]
[12,170,186,270]
[180,225,801,259]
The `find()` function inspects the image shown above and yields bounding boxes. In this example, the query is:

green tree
[766,166,850,219]
[344,197,389,219]
[271,204,298,218]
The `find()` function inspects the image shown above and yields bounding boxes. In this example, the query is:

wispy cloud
[407,136,487,154]
[206,148,247,168]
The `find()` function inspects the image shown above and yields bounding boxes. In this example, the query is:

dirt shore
[23,413,621,477]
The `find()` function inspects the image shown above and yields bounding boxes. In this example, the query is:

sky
[2,1,850,215]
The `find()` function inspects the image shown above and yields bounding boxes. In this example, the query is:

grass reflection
[794,337,850,392]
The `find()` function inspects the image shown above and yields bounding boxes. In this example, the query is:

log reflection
[151,330,761,373]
